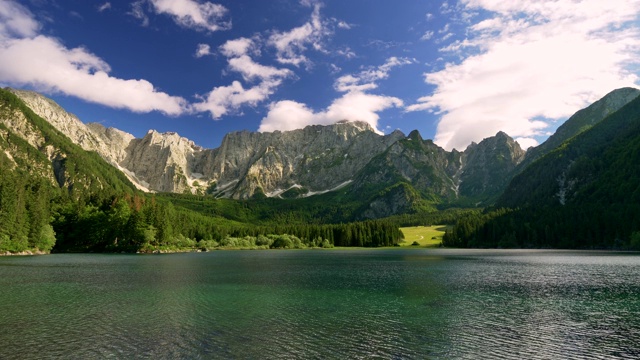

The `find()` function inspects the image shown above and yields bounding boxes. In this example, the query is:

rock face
[9,89,148,190]
[120,130,205,193]
[204,121,404,199]
[459,131,526,200]
[8,88,527,203]
[7,90,417,199]
[0,88,137,194]
[352,130,462,199]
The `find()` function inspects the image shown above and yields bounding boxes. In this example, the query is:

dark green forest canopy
[3,85,639,253]
[0,88,411,253]
[444,93,640,249]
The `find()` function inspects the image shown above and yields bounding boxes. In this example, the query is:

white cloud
[408,0,640,151]
[268,4,329,67]
[129,1,150,27]
[0,1,39,39]
[98,2,112,12]
[335,57,415,92]
[421,31,434,41]
[260,57,410,132]
[0,2,187,115]
[130,0,231,31]
[440,1,453,15]
[193,80,284,118]
[194,37,293,119]
[219,37,254,57]
[515,137,538,150]
[149,0,230,32]
[335,47,356,59]
[227,55,293,82]
[259,92,403,133]
[337,21,352,30]
[194,43,211,57]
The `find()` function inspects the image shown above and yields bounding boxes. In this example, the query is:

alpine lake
[1,249,639,359]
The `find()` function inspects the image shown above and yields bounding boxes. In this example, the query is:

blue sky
[1,0,639,151]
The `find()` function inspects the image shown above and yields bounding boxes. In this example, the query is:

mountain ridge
[3,85,640,252]
[9,87,526,206]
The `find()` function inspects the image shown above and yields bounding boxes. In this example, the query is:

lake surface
[1,249,639,359]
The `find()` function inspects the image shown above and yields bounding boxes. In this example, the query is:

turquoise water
[1,249,639,359]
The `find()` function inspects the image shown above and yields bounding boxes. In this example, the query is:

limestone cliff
[9,88,410,198]
[8,88,530,204]
[204,121,405,199]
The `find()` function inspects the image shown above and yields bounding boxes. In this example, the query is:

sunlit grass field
[399,225,447,247]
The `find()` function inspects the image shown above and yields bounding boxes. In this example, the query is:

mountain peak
[333,120,375,133]
[495,131,509,138]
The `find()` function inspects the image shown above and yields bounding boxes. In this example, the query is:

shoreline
[1,250,49,256]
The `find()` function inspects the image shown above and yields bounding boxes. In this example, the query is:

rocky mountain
[200,121,405,199]
[0,89,136,196]
[5,88,527,212]
[459,131,526,201]
[10,88,526,205]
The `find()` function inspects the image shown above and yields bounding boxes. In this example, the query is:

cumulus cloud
[0,1,39,39]
[227,55,293,82]
[130,0,231,32]
[219,37,255,57]
[259,57,410,133]
[195,1,345,120]
[268,4,329,67]
[194,38,293,119]
[194,43,211,57]
[0,1,187,115]
[259,92,403,133]
[407,0,640,151]
[193,80,285,118]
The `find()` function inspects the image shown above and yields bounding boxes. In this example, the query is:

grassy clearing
[399,225,447,248]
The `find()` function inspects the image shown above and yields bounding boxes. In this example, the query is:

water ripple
[0,250,639,359]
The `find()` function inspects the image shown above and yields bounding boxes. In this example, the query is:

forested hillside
[444,92,640,249]
[0,89,406,253]
[4,84,639,253]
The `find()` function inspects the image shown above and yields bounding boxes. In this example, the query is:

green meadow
[399,226,447,247]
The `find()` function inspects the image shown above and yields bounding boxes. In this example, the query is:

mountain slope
[445,92,640,248]
[203,121,405,199]
[11,89,529,205]
[0,89,136,196]
[0,88,140,253]
[517,87,640,171]
[499,92,640,209]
